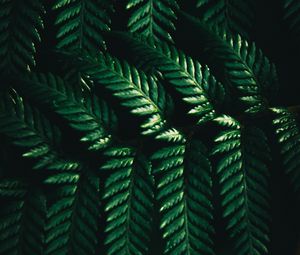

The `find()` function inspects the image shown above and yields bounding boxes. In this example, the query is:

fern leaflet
[212,115,271,255]
[45,170,100,255]
[196,0,255,38]
[0,0,44,75]
[81,52,169,136]
[151,133,214,254]
[271,108,300,196]
[127,0,178,43]
[102,146,154,254]
[283,0,300,41]
[0,179,46,255]
[17,72,113,151]
[0,90,79,170]
[178,12,279,113]
[109,32,223,125]
[54,0,112,51]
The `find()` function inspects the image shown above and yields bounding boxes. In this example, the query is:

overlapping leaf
[212,115,271,255]
[271,108,300,196]
[0,0,44,75]
[177,12,279,113]
[196,0,255,38]
[283,0,300,41]
[151,133,214,254]
[81,53,170,136]
[0,90,79,170]
[102,146,154,254]
[54,0,113,51]
[17,72,113,151]
[0,179,46,255]
[127,0,178,43]
[108,32,223,125]
[45,170,100,255]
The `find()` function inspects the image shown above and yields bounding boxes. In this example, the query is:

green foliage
[80,52,170,136]
[272,108,300,196]
[45,170,100,255]
[54,0,113,51]
[178,12,279,114]
[212,115,271,255]
[0,1,299,254]
[0,0,44,75]
[109,32,224,125]
[0,90,81,171]
[127,0,178,43]
[0,179,46,255]
[283,0,300,41]
[152,135,214,254]
[17,72,114,151]
[196,0,255,38]
[102,146,154,254]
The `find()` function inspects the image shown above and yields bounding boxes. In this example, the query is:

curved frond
[102,146,154,254]
[17,72,113,151]
[0,179,46,255]
[212,115,271,255]
[54,0,113,51]
[45,170,100,255]
[127,0,178,43]
[283,0,300,41]
[0,90,76,170]
[177,12,279,113]
[196,0,255,38]
[109,32,223,125]
[151,134,214,254]
[0,0,44,74]
[81,53,169,136]
[271,108,300,196]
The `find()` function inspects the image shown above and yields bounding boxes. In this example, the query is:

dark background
[28,0,300,254]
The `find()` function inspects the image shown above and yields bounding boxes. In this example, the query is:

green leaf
[0,90,64,170]
[213,115,271,255]
[0,179,46,255]
[45,170,100,255]
[271,108,300,196]
[102,146,154,254]
[283,0,300,41]
[54,0,113,51]
[127,0,179,43]
[177,12,279,113]
[0,0,44,74]
[151,135,214,254]
[81,52,169,136]
[17,72,113,151]
[109,32,222,125]
[196,0,256,38]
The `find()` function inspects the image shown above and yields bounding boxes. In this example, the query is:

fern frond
[212,115,271,255]
[127,0,178,43]
[0,0,44,74]
[102,146,154,254]
[81,53,169,136]
[283,0,300,41]
[178,12,279,113]
[0,179,46,255]
[45,170,100,255]
[109,32,222,125]
[54,0,112,51]
[271,108,300,195]
[18,72,113,151]
[0,90,71,170]
[196,0,255,38]
[0,89,56,168]
[151,136,214,254]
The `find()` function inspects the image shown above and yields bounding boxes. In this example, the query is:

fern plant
[0,0,300,254]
